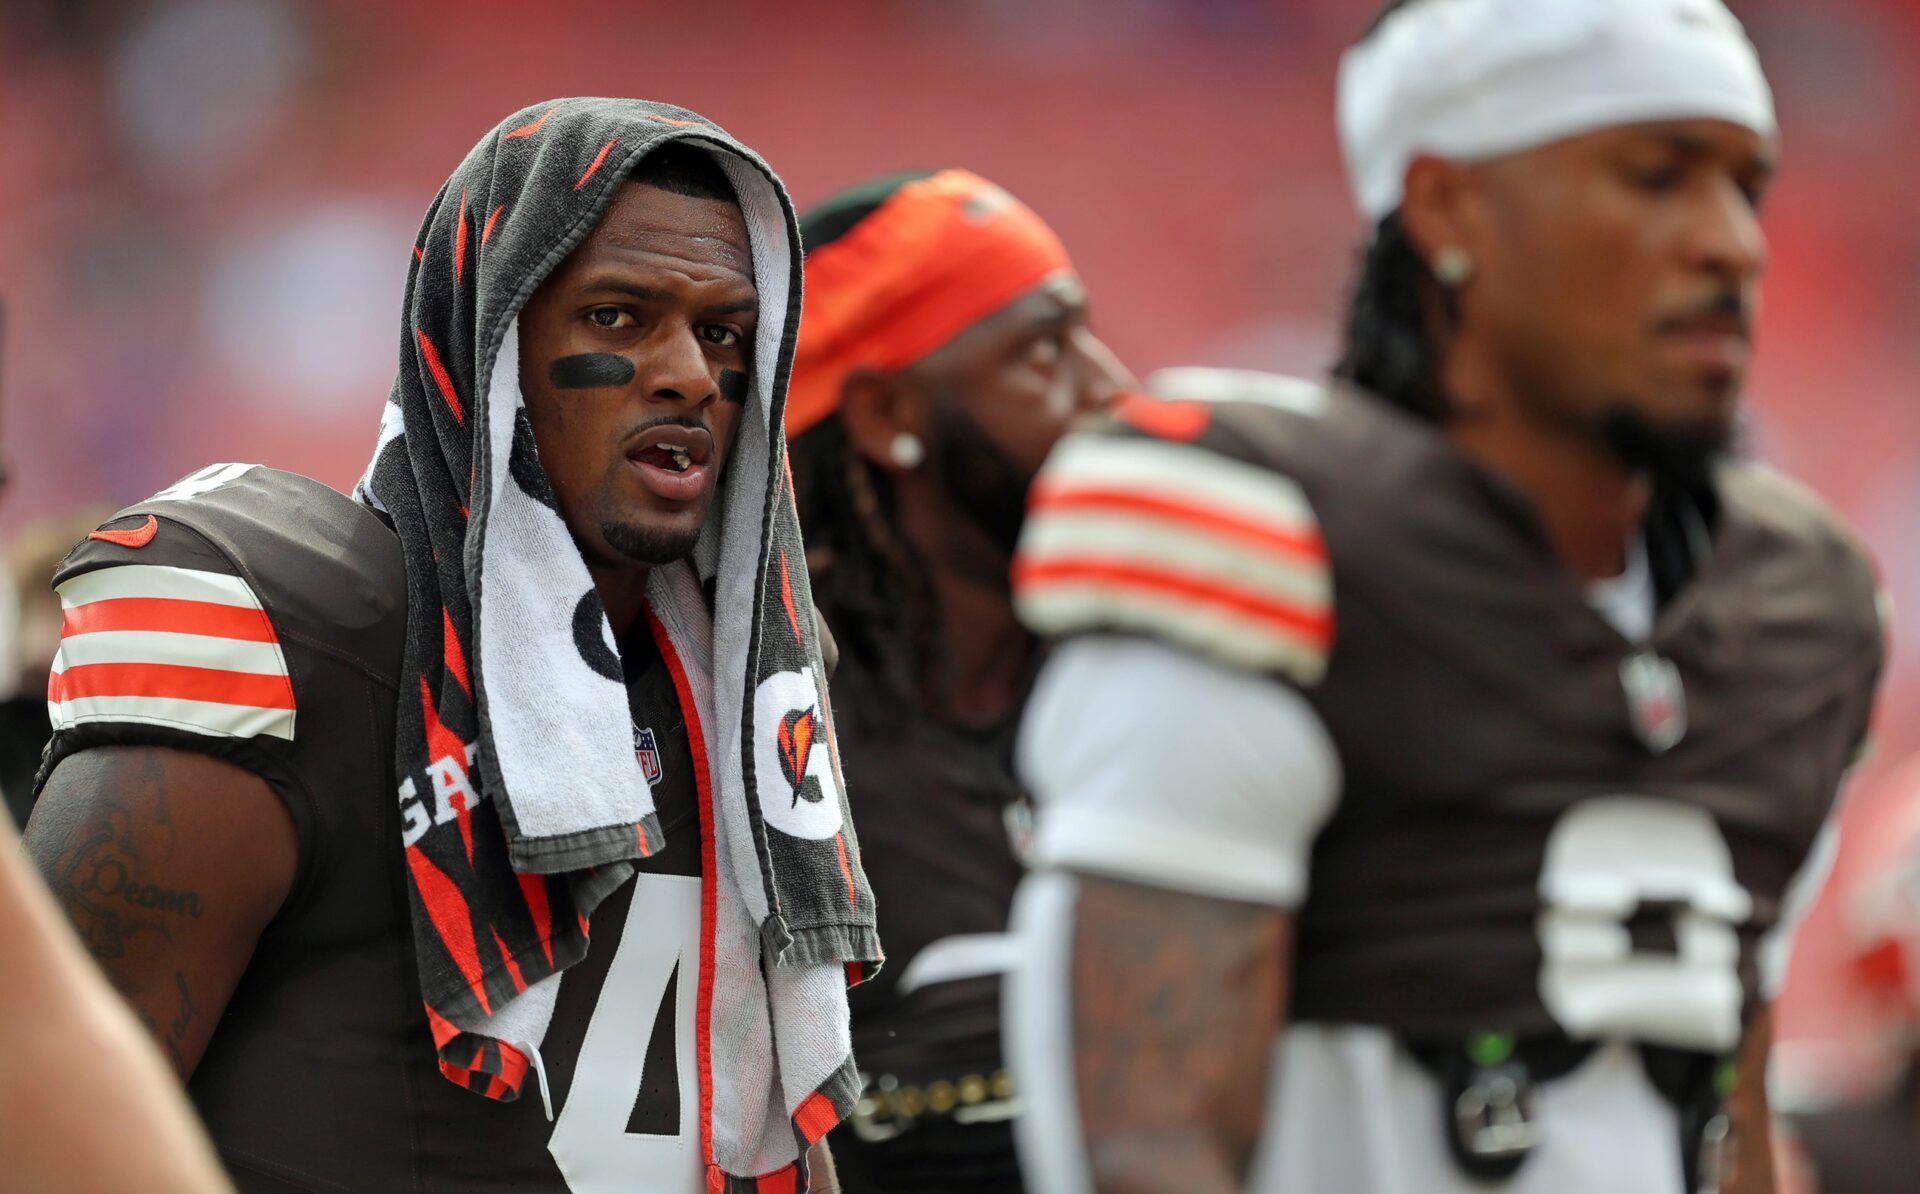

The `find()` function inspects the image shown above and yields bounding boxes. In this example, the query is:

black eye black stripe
[548,354,749,403]
[549,353,636,389]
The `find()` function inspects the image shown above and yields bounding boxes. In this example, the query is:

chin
[599,514,705,567]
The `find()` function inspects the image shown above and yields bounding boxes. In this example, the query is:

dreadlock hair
[1332,0,1450,421]
[1331,213,1449,422]
[789,171,950,718]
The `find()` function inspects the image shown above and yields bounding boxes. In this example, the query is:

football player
[786,170,1129,1191]
[0,813,233,1192]
[23,100,875,1193]
[1004,2,1884,1192]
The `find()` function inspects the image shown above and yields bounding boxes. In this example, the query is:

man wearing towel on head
[24,99,879,1193]
[1004,3,1883,1192]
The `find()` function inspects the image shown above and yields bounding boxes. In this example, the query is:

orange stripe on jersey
[1029,485,1327,563]
[1012,558,1334,646]
[62,596,279,642]
[793,1089,840,1144]
[50,661,296,709]
[1113,392,1211,442]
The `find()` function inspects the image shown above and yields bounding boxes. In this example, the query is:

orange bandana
[787,169,1074,436]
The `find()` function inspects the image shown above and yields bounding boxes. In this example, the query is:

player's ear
[837,368,930,476]
[1397,154,1482,274]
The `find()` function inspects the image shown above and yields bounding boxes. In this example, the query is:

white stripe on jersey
[47,694,296,741]
[1019,509,1331,609]
[51,563,295,740]
[1036,435,1321,529]
[51,629,287,676]
[57,563,263,609]
[1015,432,1334,681]
[1019,583,1330,684]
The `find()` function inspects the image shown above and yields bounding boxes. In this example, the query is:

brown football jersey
[1016,385,1883,1050]
[35,465,706,1191]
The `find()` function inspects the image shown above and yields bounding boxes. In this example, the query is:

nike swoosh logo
[88,514,158,549]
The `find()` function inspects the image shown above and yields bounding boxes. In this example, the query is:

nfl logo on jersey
[1621,652,1688,755]
[633,724,663,788]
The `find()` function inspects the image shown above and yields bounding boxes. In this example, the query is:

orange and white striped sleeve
[49,562,297,742]
[1013,430,1333,684]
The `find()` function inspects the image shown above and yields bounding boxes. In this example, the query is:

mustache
[620,412,707,439]
[1656,290,1751,337]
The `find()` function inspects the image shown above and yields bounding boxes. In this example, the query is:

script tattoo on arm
[25,745,298,1080]
[1069,874,1290,1194]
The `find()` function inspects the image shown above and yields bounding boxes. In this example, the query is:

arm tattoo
[40,769,203,960]
[1071,877,1287,1194]
[130,973,197,1074]
[25,748,224,1079]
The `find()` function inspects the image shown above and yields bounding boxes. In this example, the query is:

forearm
[1069,875,1288,1194]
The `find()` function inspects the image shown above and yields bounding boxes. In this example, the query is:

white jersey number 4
[149,463,258,504]
[547,872,702,1192]
[1536,796,1753,1052]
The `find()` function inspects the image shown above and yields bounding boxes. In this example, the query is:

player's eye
[1626,160,1685,194]
[587,307,634,329]
[1026,327,1067,366]
[698,324,742,347]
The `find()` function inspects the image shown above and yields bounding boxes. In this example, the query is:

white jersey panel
[1253,1028,1694,1194]
[1018,635,1341,907]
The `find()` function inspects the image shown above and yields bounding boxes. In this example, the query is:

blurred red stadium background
[2,0,1916,1103]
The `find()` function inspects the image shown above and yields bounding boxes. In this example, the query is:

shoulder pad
[1014,401,1334,683]
[1718,461,1885,650]
[50,464,406,741]
[1147,366,1332,418]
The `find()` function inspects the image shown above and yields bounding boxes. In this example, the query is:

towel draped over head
[355,96,880,1192]
[785,168,1073,437]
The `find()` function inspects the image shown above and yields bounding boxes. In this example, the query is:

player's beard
[928,398,1035,558]
[1597,405,1734,490]
[600,516,703,566]
[1515,382,1734,490]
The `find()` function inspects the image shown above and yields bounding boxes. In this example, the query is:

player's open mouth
[626,424,715,502]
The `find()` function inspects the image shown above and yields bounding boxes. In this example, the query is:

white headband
[1338,0,1777,221]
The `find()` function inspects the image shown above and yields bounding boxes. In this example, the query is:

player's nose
[1071,329,1134,414]
[639,323,721,407]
